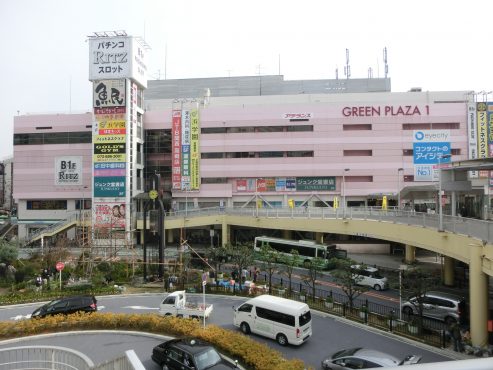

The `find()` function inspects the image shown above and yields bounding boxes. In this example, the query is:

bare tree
[330,258,368,308]
[301,257,325,300]
[279,249,301,293]
[259,243,279,295]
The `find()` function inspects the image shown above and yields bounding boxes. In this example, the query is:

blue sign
[94,176,126,197]
[413,142,451,164]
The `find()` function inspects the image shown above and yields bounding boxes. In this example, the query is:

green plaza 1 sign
[296,177,336,191]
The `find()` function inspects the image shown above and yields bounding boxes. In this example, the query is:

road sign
[202,280,207,286]
[56,262,65,271]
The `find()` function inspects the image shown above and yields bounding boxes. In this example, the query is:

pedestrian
[253,266,258,283]
[449,322,463,352]
[35,275,42,292]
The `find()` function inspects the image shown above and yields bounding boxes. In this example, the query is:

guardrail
[0,346,144,370]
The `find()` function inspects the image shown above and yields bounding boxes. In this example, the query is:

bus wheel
[276,333,288,346]
[240,322,250,334]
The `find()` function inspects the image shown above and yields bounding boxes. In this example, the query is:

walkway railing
[140,206,493,244]
[0,345,144,370]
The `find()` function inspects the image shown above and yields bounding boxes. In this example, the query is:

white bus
[233,294,312,346]
[253,236,336,266]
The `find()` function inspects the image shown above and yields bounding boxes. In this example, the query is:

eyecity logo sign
[414,130,450,142]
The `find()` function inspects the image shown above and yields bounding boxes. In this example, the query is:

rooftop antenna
[278,54,281,75]
[383,47,389,78]
[344,48,351,79]
[335,67,339,80]
[368,67,373,79]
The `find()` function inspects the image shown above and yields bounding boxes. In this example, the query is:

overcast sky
[1,0,492,159]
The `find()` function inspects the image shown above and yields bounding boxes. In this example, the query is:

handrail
[136,206,493,244]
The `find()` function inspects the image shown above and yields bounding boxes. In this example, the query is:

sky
[1,0,492,159]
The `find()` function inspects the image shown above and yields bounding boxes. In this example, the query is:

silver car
[401,291,466,324]
[321,348,421,369]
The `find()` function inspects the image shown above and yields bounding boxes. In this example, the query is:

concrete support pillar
[404,245,416,264]
[443,256,455,286]
[469,243,488,347]
[315,232,324,244]
[282,230,292,239]
[221,222,230,247]
[451,191,457,217]
[167,229,174,244]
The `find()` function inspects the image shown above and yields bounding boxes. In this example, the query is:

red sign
[56,262,65,271]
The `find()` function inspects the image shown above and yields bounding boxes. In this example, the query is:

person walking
[449,322,463,352]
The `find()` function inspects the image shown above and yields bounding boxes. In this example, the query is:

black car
[31,295,97,318]
[152,338,238,370]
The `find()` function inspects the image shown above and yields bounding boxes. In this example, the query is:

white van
[351,265,388,291]
[233,295,312,346]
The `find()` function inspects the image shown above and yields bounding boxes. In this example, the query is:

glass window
[238,303,253,313]
[202,127,227,134]
[27,200,67,210]
[259,151,283,158]
[43,132,69,144]
[287,125,313,132]
[299,311,311,326]
[256,126,284,132]
[287,151,313,157]
[162,296,176,305]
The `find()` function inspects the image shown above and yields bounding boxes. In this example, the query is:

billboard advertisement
[171,110,182,190]
[54,156,82,186]
[181,109,191,190]
[93,80,126,108]
[89,36,147,87]
[190,109,201,190]
[413,130,451,181]
[94,202,126,229]
[94,176,125,197]
[468,103,478,178]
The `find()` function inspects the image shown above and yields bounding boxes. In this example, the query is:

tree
[401,267,441,331]
[225,243,254,290]
[330,258,368,308]
[0,239,18,265]
[259,243,279,295]
[206,244,228,275]
[279,250,301,293]
[301,257,325,300]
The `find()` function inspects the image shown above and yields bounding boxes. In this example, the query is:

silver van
[402,291,466,324]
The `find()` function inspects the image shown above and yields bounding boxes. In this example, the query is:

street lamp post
[438,154,451,231]
[397,168,403,210]
[342,168,350,218]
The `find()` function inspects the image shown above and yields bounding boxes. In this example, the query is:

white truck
[158,290,213,319]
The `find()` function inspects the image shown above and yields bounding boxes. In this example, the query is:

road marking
[10,314,31,321]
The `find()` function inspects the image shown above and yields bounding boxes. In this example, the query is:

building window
[343,124,372,131]
[202,127,227,134]
[259,151,284,158]
[27,200,67,210]
[227,127,255,133]
[287,151,314,157]
[287,125,313,132]
[345,176,373,182]
[202,153,224,159]
[343,150,372,156]
[404,175,414,182]
[451,149,461,155]
[13,132,91,145]
[201,178,228,184]
[256,126,284,132]
[402,149,413,156]
[402,122,460,130]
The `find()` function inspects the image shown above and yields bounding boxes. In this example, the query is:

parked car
[321,347,421,369]
[401,291,466,324]
[350,265,388,291]
[31,295,97,318]
[151,338,238,370]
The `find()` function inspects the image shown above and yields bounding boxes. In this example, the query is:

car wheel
[403,306,413,317]
[240,322,250,334]
[373,284,382,291]
[162,364,169,370]
[276,333,288,346]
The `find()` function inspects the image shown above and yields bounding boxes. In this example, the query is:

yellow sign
[97,120,126,129]
[93,135,126,143]
[333,196,339,209]
[382,196,388,210]
[288,199,294,208]
[93,153,126,162]
[190,108,201,190]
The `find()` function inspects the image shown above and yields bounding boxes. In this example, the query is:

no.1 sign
[56,261,65,271]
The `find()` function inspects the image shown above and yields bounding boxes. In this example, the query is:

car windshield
[194,348,222,370]
[331,347,361,359]
[46,299,62,308]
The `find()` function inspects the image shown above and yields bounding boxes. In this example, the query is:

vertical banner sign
[171,110,182,190]
[477,102,488,178]
[488,103,493,156]
[190,108,201,190]
[468,103,478,178]
[181,109,191,190]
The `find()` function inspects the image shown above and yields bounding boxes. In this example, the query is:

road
[0,294,453,369]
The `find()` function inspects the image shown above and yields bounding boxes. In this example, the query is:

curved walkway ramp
[156,206,493,348]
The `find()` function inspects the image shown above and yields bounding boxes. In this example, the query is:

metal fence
[185,274,447,348]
